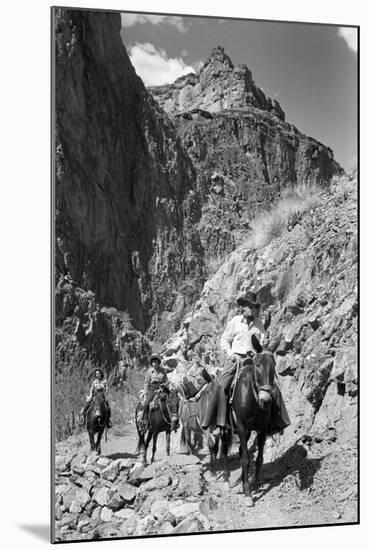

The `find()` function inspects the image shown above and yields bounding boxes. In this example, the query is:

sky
[120,12,358,172]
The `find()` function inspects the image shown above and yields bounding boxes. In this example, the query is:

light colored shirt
[220,314,266,357]
[87,378,108,401]
[144,366,168,391]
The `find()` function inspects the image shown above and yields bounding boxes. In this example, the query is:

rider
[80,368,112,428]
[202,290,290,437]
[141,354,168,426]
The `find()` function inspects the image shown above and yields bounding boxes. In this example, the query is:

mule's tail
[180,426,187,452]
[135,434,144,455]
[135,409,145,455]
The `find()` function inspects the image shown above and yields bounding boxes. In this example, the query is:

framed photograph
[51,5,358,543]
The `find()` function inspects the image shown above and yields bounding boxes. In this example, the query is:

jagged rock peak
[149,45,285,120]
[203,45,234,71]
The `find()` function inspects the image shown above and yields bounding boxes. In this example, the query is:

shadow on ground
[106,451,138,460]
[19,524,49,542]
[202,442,324,497]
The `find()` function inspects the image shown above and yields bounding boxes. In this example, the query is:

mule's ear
[251,334,263,354]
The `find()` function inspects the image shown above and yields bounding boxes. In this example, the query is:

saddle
[229,356,254,403]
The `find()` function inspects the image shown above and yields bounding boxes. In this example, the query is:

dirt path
[57,420,357,534]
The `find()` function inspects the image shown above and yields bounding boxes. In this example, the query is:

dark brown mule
[223,351,277,506]
[86,391,108,455]
[135,387,180,465]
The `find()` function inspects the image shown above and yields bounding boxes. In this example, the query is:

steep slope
[163,173,357,452]
[150,47,344,266]
[55,9,205,338]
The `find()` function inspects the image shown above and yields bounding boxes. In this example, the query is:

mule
[223,351,277,506]
[179,382,227,474]
[179,398,204,455]
[135,387,180,465]
[86,391,109,454]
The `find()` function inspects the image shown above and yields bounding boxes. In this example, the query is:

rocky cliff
[53,12,357,541]
[150,47,344,266]
[54,12,355,452]
[163,173,357,452]
[55,9,205,339]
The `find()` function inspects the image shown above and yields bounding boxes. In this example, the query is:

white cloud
[128,43,195,86]
[338,27,358,53]
[121,13,188,33]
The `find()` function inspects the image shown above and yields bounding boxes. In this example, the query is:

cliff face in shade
[54,9,205,337]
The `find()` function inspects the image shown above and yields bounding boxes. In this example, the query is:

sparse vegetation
[248,183,323,249]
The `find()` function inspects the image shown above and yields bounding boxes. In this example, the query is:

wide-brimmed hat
[237,291,260,307]
[149,353,162,365]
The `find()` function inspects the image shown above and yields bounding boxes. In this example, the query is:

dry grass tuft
[248,183,323,249]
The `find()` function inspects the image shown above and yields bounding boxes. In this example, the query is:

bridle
[92,393,108,428]
[250,354,274,406]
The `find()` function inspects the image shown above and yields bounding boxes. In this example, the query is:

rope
[159,398,172,427]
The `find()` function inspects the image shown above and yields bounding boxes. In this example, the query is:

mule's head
[92,391,106,420]
[253,351,276,409]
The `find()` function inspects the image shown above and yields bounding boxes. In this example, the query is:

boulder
[69,500,82,514]
[172,514,205,534]
[62,485,79,511]
[115,508,136,521]
[116,482,138,503]
[70,454,88,475]
[100,506,114,523]
[55,454,74,473]
[139,474,171,493]
[96,457,110,468]
[101,460,121,482]
[168,501,200,521]
[150,499,170,520]
[93,487,110,507]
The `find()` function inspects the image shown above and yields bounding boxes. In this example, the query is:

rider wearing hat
[202,290,289,436]
[141,354,168,425]
[80,368,112,427]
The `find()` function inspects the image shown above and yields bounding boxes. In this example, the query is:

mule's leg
[151,432,158,463]
[221,429,231,484]
[207,431,219,476]
[166,431,171,456]
[237,424,253,505]
[88,430,95,452]
[187,427,195,454]
[135,430,145,455]
[252,430,267,487]
[142,431,152,465]
[95,431,103,455]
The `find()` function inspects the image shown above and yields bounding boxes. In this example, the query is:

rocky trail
[54,419,357,541]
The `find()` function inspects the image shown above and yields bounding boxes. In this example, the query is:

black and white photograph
[51,4,358,543]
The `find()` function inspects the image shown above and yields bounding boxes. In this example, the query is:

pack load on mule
[181,346,212,399]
